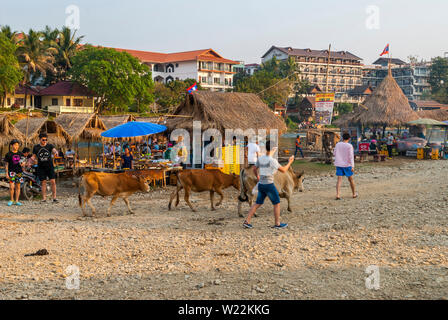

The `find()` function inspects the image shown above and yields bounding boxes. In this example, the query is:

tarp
[101,121,167,138]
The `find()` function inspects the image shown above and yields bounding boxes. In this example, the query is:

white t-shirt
[256,155,281,184]
[247,143,260,164]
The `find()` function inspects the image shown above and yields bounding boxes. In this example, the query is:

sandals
[353,193,359,199]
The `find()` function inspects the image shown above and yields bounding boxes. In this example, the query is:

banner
[315,93,335,125]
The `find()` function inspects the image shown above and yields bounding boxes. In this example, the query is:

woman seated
[369,139,379,155]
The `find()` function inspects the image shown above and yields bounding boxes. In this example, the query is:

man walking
[31,133,59,203]
[246,138,260,165]
[243,140,295,229]
[294,135,304,158]
[334,132,357,200]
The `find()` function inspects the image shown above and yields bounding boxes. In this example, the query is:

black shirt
[33,144,55,168]
[4,151,24,174]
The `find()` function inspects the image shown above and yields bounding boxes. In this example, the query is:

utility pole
[325,44,331,93]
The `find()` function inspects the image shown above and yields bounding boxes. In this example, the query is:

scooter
[21,166,50,200]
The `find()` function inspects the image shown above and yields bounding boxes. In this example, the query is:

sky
[1,0,447,65]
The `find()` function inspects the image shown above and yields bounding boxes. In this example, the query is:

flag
[187,82,197,94]
[380,44,389,56]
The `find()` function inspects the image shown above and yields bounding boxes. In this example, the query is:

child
[4,139,25,206]
[121,147,133,170]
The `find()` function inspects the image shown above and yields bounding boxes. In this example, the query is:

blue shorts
[336,166,353,177]
[256,183,281,205]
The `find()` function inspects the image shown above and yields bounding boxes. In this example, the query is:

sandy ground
[0,158,447,300]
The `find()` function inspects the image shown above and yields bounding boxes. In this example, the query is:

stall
[406,118,448,159]
[101,121,181,187]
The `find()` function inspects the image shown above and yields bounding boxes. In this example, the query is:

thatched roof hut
[99,115,135,129]
[54,113,106,142]
[15,117,70,148]
[165,91,287,134]
[340,69,419,127]
[135,116,163,123]
[0,114,26,147]
[416,109,448,122]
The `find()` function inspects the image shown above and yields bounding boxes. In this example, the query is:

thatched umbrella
[99,115,135,130]
[165,91,287,135]
[54,113,106,143]
[416,109,448,122]
[54,113,106,165]
[343,69,419,129]
[14,117,70,148]
[0,115,26,154]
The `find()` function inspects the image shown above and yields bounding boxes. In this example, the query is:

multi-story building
[114,48,238,91]
[362,58,431,101]
[261,46,363,102]
[244,63,260,76]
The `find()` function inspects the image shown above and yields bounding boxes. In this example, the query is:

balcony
[46,105,95,114]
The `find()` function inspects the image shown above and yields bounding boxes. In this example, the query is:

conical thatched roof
[99,115,135,129]
[416,109,448,122]
[165,91,287,134]
[15,117,70,148]
[54,113,106,142]
[0,114,26,147]
[345,70,419,126]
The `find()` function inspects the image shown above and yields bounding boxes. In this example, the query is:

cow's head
[133,175,151,192]
[293,170,305,192]
[232,173,241,191]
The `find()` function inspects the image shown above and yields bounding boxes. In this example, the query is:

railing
[47,105,94,113]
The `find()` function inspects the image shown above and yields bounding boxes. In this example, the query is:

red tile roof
[112,47,238,64]
[14,84,40,95]
[38,81,94,96]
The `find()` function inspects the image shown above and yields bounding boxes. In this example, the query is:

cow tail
[78,176,83,207]
[238,168,248,202]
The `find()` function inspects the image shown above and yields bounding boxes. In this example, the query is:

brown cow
[237,166,304,217]
[78,171,150,217]
[168,169,240,212]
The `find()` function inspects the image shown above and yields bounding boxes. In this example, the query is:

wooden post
[113,138,116,169]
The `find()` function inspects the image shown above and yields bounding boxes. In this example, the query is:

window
[201,76,207,83]
[52,98,58,106]
[66,98,71,106]
[7,98,11,105]
[214,77,220,84]
[74,99,83,106]
[15,98,24,106]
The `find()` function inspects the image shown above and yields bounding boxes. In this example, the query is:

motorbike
[21,166,50,200]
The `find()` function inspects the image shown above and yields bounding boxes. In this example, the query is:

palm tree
[0,25,19,45]
[42,25,59,47]
[51,26,84,81]
[16,29,56,108]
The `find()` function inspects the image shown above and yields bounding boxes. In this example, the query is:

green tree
[154,79,202,113]
[234,57,304,107]
[0,25,19,45]
[0,34,23,107]
[16,29,56,107]
[429,57,448,103]
[69,46,154,113]
[42,26,84,84]
[336,102,353,115]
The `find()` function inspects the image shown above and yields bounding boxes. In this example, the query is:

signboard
[315,93,335,125]
[359,142,370,152]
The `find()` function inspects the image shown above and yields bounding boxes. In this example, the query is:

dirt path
[0,159,447,300]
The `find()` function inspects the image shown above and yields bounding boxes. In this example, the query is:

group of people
[361,131,397,159]
[4,133,59,206]
[242,132,358,229]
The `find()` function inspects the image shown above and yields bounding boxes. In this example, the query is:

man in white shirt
[247,140,260,165]
[333,132,357,200]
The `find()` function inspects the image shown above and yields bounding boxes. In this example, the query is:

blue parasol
[101,121,167,138]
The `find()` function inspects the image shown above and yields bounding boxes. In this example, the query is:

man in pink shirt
[333,132,358,200]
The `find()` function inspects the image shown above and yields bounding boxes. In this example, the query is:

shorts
[37,166,56,181]
[256,183,280,205]
[336,166,353,177]
[8,172,24,184]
